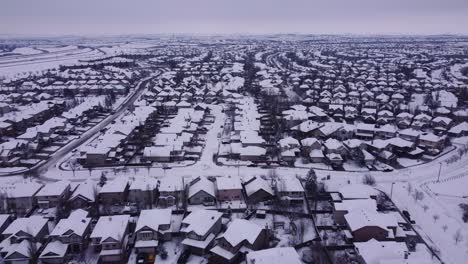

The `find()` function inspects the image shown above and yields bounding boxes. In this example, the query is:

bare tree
[433,214,440,223]
[442,225,448,232]
[422,205,429,212]
[68,158,79,177]
[454,229,463,244]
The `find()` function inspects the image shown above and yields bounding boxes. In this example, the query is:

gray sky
[1,0,468,35]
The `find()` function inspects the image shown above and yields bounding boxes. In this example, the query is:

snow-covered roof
[2,216,48,237]
[181,209,222,236]
[355,239,433,264]
[338,184,379,199]
[36,180,70,197]
[50,209,90,237]
[279,177,304,193]
[135,209,172,233]
[334,198,377,213]
[246,247,302,264]
[0,182,43,198]
[90,215,130,241]
[218,219,263,247]
[216,176,242,191]
[99,178,128,194]
[244,177,273,197]
[69,179,96,203]
[345,210,398,232]
[39,240,68,259]
[188,176,215,198]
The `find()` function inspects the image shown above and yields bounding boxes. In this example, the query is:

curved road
[0,70,162,177]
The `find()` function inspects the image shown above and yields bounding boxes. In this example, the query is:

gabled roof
[244,177,273,197]
[218,219,263,247]
[50,209,90,237]
[2,216,48,238]
[188,177,215,198]
[135,209,172,233]
[181,210,222,237]
[90,215,130,241]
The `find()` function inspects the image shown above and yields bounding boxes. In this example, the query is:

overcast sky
[1,0,467,35]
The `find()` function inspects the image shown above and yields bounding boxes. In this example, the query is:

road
[0,70,162,177]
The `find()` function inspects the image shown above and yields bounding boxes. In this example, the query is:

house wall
[189,191,215,205]
[247,190,272,204]
[217,189,242,201]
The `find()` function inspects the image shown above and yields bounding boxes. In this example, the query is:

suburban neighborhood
[0,32,467,264]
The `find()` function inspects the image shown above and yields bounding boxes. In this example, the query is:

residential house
[210,219,268,263]
[0,216,49,263]
[157,177,183,208]
[99,179,129,206]
[246,247,302,264]
[50,209,91,251]
[41,209,91,263]
[68,180,96,209]
[277,177,304,205]
[128,177,158,208]
[243,177,274,204]
[90,215,130,263]
[0,182,43,216]
[134,209,172,254]
[180,210,222,255]
[216,176,243,201]
[36,180,71,209]
[187,176,216,206]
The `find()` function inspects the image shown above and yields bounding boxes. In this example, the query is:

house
[278,177,304,205]
[278,137,300,152]
[1,216,49,243]
[157,177,183,208]
[323,138,347,155]
[128,177,158,207]
[1,240,42,264]
[188,176,216,205]
[180,210,223,255]
[243,177,274,204]
[418,133,446,153]
[36,180,71,209]
[216,176,243,201]
[344,210,399,242]
[246,247,302,264]
[49,209,91,254]
[90,215,130,263]
[354,239,434,264]
[309,149,325,163]
[210,219,268,263]
[1,216,49,263]
[355,123,375,140]
[239,146,266,161]
[0,182,43,216]
[300,137,322,156]
[39,240,69,264]
[68,180,96,209]
[99,179,129,206]
[333,199,378,225]
[134,209,172,254]
[448,122,468,137]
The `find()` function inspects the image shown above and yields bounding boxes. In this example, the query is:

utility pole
[390,182,395,199]
[437,162,442,182]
